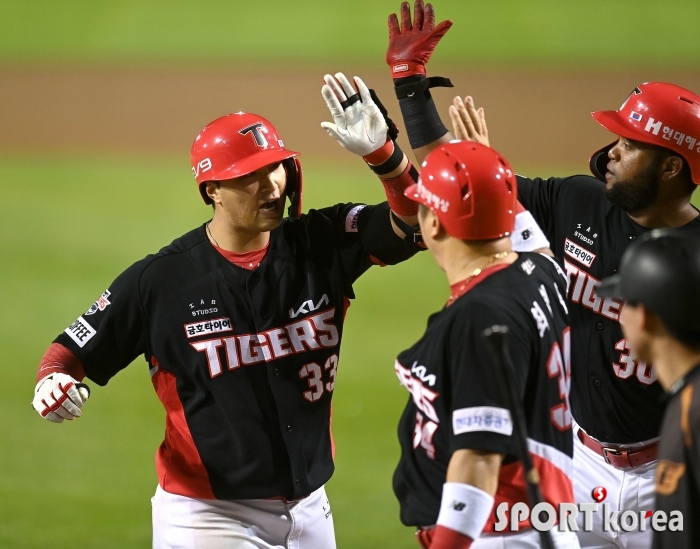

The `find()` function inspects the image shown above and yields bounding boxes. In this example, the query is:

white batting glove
[321,73,388,157]
[32,373,90,423]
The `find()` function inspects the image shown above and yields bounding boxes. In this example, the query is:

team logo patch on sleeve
[452,406,513,436]
[65,316,96,348]
[344,205,366,232]
[85,290,111,315]
[184,317,233,338]
[564,238,596,268]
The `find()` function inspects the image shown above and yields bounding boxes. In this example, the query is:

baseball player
[394,140,580,549]
[447,83,700,548]
[379,3,700,545]
[30,74,425,549]
[597,230,700,549]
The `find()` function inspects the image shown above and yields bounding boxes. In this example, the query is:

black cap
[598,229,700,346]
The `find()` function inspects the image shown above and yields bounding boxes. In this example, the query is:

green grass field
[0,0,699,68]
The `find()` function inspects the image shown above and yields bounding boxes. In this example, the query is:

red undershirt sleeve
[36,342,86,383]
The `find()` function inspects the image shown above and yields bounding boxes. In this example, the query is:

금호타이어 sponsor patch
[564,238,596,268]
[184,317,233,338]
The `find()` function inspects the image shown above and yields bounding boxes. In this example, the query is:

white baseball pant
[474,529,581,548]
[573,426,656,549]
[152,484,336,549]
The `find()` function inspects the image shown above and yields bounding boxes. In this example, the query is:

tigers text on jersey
[653,363,700,549]
[392,253,575,531]
[55,202,420,501]
[518,174,700,443]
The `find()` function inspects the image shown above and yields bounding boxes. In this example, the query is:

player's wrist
[428,525,473,549]
[435,482,493,543]
[510,205,550,252]
[393,75,452,149]
[363,139,395,167]
[37,342,86,383]
[390,60,426,78]
[379,160,419,217]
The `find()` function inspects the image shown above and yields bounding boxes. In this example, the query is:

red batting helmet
[404,141,517,240]
[190,112,303,217]
[589,82,700,185]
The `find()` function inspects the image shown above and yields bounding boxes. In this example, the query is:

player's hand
[321,73,388,157]
[32,373,90,423]
[449,96,489,147]
[387,0,452,78]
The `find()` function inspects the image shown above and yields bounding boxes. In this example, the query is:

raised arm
[320,72,422,240]
[386,0,455,164]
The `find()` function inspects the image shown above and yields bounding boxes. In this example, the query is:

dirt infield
[1,66,699,169]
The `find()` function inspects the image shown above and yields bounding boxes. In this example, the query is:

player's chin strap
[391,209,424,246]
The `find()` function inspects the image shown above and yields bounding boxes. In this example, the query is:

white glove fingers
[44,411,64,424]
[323,74,347,102]
[354,76,372,105]
[321,85,347,131]
[321,85,344,117]
[334,72,357,99]
[52,401,77,420]
[53,385,83,418]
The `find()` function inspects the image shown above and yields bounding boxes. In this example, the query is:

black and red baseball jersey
[653,363,700,549]
[54,202,420,501]
[518,175,700,443]
[392,253,574,531]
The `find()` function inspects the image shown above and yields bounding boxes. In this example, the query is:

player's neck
[441,237,515,286]
[206,218,270,253]
[651,337,700,391]
[626,193,698,229]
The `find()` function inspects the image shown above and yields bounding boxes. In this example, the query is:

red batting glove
[387,0,453,78]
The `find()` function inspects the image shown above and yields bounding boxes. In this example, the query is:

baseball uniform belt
[577,428,658,469]
[266,494,309,503]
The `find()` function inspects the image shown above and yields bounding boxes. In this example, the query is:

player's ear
[659,154,685,182]
[205,181,222,205]
[418,204,441,240]
[430,211,448,240]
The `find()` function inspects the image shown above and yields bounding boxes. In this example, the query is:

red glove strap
[429,525,473,549]
[391,61,427,77]
[363,140,395,166]
[381,162,419,217]
[37,342,86,383]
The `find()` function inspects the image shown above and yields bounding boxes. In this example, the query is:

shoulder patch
[85,290,111,316]
[452,406,513,436]
[344,205,366,233]
[65,316,96,348]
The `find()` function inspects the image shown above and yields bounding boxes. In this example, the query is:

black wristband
[394,75,451,149]
[390,210,423,245]
[367,141,404,176]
